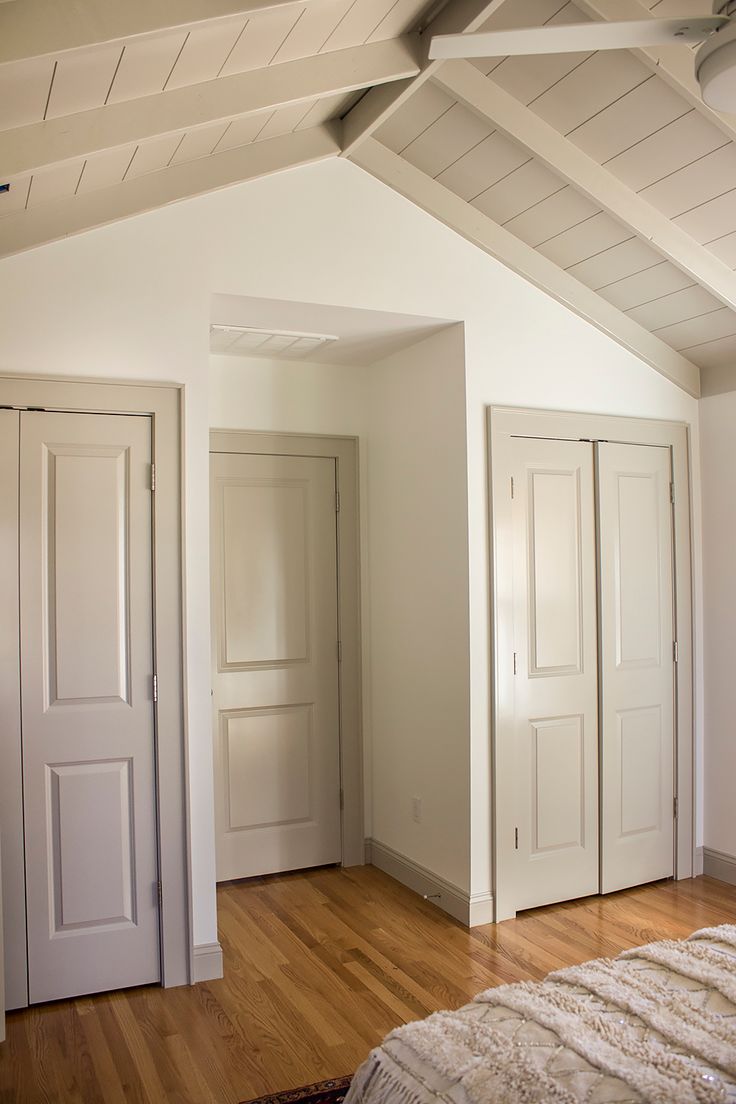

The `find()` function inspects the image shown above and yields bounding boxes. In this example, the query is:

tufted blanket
[345,924,736,1104]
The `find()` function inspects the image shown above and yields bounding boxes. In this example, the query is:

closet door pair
[507,436,675,912]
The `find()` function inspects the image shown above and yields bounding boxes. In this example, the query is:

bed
[345,924,736,1104]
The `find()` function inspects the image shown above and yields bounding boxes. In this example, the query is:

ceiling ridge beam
[348,137,700,397]
[341,0,511,157]
[0,123,340,258]
[575,0,736,147]
[1,37,420,179]
[434,59,736,313]
[0,0,314,67]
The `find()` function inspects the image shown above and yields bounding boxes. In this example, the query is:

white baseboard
[365,838,493,927]
[192,941,224,983]
[703,847,736,886]
[693,846,704,876]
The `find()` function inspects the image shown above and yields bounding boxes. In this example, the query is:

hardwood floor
[2,866,735,1103]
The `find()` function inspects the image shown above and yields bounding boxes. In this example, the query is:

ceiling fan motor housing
[695,2,736,111]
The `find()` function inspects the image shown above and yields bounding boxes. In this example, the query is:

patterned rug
[241,1076,352,1104]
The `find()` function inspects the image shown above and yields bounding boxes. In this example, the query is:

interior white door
[210,452,341,881]
[20,411,160,1003]
[598,442,675,894]
[509,437,600,911]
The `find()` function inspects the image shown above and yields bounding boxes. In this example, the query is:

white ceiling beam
[341,0,511,156]
[349,137,700,397]
[575,0,736,146]
[0,37,420,178]
[435,59,736,313]
[0,0,310,66]
[0,123,340,258]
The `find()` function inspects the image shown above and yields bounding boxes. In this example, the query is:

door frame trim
[0,374,190,995]
[489,406,694,922]
[209,429,364,869]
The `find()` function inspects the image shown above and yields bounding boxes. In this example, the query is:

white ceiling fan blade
[428,17,728,60]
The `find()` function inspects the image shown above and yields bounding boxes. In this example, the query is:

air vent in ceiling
[210,325,339,360]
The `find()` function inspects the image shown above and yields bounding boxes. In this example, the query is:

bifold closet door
[20,411,161,1003]
[598,442,675,894]
[509,437,600,911]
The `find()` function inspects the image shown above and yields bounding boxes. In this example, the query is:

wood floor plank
[2,869,736,1103]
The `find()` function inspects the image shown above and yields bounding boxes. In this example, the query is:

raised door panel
[219,479,309,668]
[44,445,131,706]
[20,411,160,1003]
[510,437,599,912]
[0,409,27,1010]
[599,443,675,894]
[211,452,341,881]
[527,467,584,675]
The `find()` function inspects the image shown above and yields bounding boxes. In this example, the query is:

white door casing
[20,411,160,1003]
[508,437,600,912]
[0,410,26,1009]
[598,442,675,894]
[211,452,341,881]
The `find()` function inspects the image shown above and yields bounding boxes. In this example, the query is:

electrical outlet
[412,796,422,823]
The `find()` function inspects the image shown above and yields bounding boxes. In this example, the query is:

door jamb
[489,406,694,922]
[209,429,364,869]
[0,374,191,994]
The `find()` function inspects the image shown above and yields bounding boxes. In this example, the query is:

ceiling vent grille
[210,325,339,360]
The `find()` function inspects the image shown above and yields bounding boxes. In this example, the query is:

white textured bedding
[345,925,736,1104]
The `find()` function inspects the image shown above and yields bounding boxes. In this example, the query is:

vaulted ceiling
[2,0,736,396]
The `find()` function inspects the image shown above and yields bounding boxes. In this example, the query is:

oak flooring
[2,867,736,1103]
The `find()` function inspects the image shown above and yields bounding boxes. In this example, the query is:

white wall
[366,325,470,887]
[0,156,703,945]
[699,392,736,860]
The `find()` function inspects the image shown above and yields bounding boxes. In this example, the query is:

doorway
[209,431,363,883]
[0,377,189,1010]
[490,407,694,922]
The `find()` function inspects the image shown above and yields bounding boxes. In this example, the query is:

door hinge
[670,482,675,505]
[337,640,342,663]
[673,796,678,819]
[673,640,679,664]
[335,490,340,513]
[510,476,514,499]
[513,651,518,675]
[150,462,156,492]
[156,880,163,907]
[514,827,519,850]
[152,673,158,702]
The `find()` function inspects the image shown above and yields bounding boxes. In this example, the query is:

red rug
[241,1076,352,1104]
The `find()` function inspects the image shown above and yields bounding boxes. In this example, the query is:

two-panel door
[1,409,160,1006]
[210,452,342,882]
[598,443,675,893]
[508,438,600,911]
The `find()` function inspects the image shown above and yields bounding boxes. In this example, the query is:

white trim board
[366,839,493,927]
[192,942,224,983]
[703,848,736,887]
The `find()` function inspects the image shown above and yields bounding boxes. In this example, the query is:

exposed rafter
[0,0,310,66]
[575,0,736,147]
[349,137,700,397]
[1,38,420,178]
[434,60,736,313]
[0,124,340,258]
[341,0,511,156]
